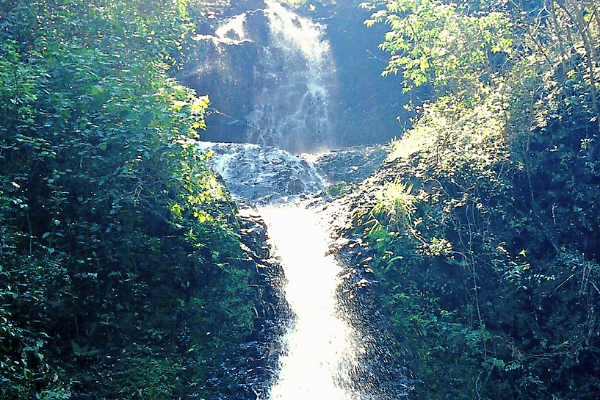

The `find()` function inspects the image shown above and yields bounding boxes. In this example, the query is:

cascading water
[246,0,337,153]
[191,0,337,152]
[195,2,408,397]
[215,12,249,44]
[198,143,409,399]
[260,205,362,399]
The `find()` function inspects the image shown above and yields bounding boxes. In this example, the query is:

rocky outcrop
[324,196,414,399]
[198,142,325,204]
[205,205,290,399]
[310,143,390,184]
[183,4,269,144]
[181,0,412,151]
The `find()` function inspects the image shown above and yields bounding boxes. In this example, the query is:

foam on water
[260,205,363,400]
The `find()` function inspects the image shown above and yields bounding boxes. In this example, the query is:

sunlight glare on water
[260,205,361,400]
[246,0,336,152]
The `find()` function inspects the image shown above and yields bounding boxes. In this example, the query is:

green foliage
[326,181,354,198]
[353,1,600,395]
[0,0,258,398]
[355,91,600,397]
[362,0,513,102]
[371,179,415,224]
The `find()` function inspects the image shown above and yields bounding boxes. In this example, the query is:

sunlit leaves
[372,179,416,223]
[0,0,242,398]
[358,1,600,399]
[363,0,513,100]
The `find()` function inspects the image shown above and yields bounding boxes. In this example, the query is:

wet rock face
[208,206,290,399]
[325,197,414,399]
[181,0,412,150]
[198,142,325,204]
[310,143,390,184]
[182,5,269,144]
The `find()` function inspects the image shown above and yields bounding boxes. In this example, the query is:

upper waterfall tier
[183,0,411,152]
[245,0,336,153]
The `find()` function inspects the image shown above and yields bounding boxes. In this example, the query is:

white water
[247,0,337,153]
[196,142,325,203]
[193,12,250,45]
[261,205,363,400]
[215,13,248,43]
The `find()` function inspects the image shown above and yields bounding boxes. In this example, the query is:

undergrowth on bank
[354,84,600,400]
[1,1,260,398]
[357,0,600,398]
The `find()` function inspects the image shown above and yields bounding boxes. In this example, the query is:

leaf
[91,85,104,95]
[173,100,187,110]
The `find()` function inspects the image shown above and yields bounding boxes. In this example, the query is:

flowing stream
[260,205,362,399]
[197,2,405,398]
[246,0,336,153]
[198,142,379,399]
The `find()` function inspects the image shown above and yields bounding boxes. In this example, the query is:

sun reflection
[261,205,361,400]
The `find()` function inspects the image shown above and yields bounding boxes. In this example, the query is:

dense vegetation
[352,0,600,398]
[3,0,599,399]
[1,1,261,398]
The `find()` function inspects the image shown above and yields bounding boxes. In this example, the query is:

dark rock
[310,143,391,185]
[198,142,325,205]
[287,178,304,194]
[205,204,290,399]
[324,196,414,399]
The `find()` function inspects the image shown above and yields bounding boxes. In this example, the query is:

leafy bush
[351,60,599,399]
[1,1,259,398]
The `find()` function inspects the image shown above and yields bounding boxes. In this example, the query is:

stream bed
[198,142,411,399]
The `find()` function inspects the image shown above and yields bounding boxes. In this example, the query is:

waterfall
[198,143,361,397]
[197,142,410,399]
[215,13,249,44]
[190,0,338,152]
[195,3,406,391]
[246,0,337,153]
[260,205,362,400]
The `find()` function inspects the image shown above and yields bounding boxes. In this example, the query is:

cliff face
[181,0,411,151]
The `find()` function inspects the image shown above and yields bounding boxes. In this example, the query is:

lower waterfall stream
[198,142,409,400]
[260,205,361,399]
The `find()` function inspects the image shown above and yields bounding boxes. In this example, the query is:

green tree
[1,1,259,398]
[362,0,513,104]
[358,0,600,398]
